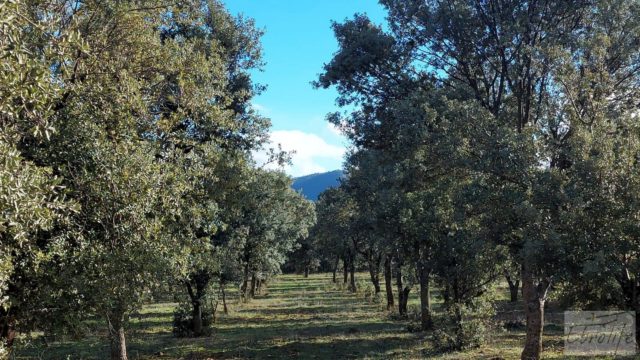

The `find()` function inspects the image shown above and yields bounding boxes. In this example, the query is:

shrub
[432,300,495,351]
[172,303,214,338]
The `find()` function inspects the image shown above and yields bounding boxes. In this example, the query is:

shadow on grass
[202,332,419,359]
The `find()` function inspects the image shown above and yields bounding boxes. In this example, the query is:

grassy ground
[14,273,631,359]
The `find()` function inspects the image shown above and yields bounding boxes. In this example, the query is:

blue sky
[224,0,387,177]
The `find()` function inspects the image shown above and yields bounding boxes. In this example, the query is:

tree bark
[419,262,433,330]
[384,255,394,310]
[107,311,128,360]
[520,265,550,360]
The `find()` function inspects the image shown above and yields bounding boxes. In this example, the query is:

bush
[172,303,214,338]
[356,281,381,303]
[431,300,495,352]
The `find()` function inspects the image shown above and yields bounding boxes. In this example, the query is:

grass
[13,273,634,359]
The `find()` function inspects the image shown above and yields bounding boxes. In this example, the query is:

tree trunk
[368,253,381,294]
[384,255,394,310]
[0,308,16,352]
[249,273,257,298]
[241,263,249,301]
[635,283,640,350]
[343,256,348,284]
[520,265,549,360]
[192,301,203,336]
[443,280,450,306]
[185,274,209,337]
[454,304,464,349]
[400,287,410,316]
[396,264,408,316]
[332,255,339,283]
[210,299,218,323]
[349,253,357,292]
[505,271,520,303]
[304,266,309,278]
[220,282,228,314]
[617,269,640,347]
[419,262,433,330]
[509,280,520,303]
[107,311,128,360]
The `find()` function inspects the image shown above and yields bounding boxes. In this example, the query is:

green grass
[13,273,634,359]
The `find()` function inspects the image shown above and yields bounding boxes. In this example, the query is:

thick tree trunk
[332,255,339,283]
[185,273,209,336]
[384,255,394,310]
[349,254,357,292]
[505,271,520,303]
[419,262,433,330]
[186,282,202,336]
[0,308,16,352]
[520,265,549,360]
[192,301,203,335]
[107,312,128,360]
[304,266,309,278]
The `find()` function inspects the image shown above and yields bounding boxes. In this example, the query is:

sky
[224,0,387,177]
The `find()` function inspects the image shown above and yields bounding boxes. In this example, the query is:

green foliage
[0,1,315,358]
[432,299,495,352]
[172,303,213,338]
[318,0,640,358]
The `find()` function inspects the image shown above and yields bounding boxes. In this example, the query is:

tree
[0,1,78,354]
[342,150,387,295]
[236,169,315,301]
[319,1,640,357]
[374,1,640,356]
[315,187,359,292]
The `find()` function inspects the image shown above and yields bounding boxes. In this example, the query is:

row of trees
[307,1,640,359]
[0,1,314,359]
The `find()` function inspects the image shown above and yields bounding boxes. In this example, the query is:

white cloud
[251,103,270,115]
[254,130,346,177]
[327,122,343,137]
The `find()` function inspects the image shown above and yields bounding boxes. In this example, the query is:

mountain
[292,170,343,201]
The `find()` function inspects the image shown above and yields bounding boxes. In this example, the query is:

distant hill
[292,170,343,201]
